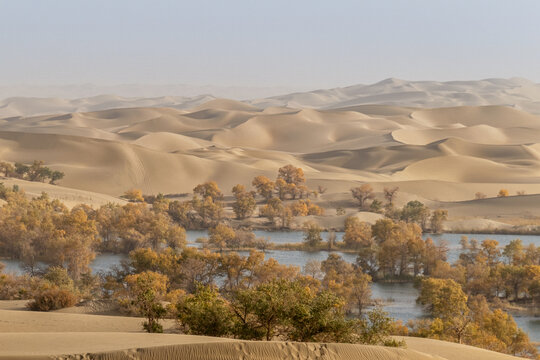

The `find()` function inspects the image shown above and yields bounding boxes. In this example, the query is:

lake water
[2,231,539,342]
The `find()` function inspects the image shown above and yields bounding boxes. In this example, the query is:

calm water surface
[2,231,539,341]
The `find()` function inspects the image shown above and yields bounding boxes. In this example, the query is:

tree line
[123,164,323,230]
[350,184,448,233]
[0,165,539,357]
[0,160,64,184]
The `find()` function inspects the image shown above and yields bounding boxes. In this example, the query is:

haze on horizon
[2,0,540,97]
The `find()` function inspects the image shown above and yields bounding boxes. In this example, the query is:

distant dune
[249,78,540,114]
[2,80,540,229]
[1,80,539,356]
[4,78,540,118]
[0,94,217,118]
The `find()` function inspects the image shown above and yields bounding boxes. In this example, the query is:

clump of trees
[250,165,323,228]
[413,278,537,358]
[400,237,540,359]
[121,271,169,333]
[96,202,187,253]
[389,200,448,233]
[0,160,64,184]
[122,182,227,231]
[179,279,357,342]
[105,245,398,344]
[303,221,324,248]
[320,253,373,315]
[474,189,526,200]
[0,190,99,279]
[259,197,323,229]
[349,185,448,233]
[340,217,448,280]
[122,189,145,202]
[0,266,85,311]
[275,164,309,200]
[0,187,187,277]
[165,182,225,229]
[206,225,267,251]
[259,198,292,228]
[123,165,324,232]
[177,279,400,345]
[430,237,540,308]
[232,184,256,219]
[1,170,538,356]
[351,184,375,210]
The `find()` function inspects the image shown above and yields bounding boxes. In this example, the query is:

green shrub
[143,320,164,333]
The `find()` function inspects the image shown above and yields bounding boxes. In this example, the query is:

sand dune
[396,336,524,360]
[0,178,126,208]
[250,78,540,114]
[408,106,540,128]
[392,125,540,145]
[395,155,540,183]
[133,132,212,152]
[1,83,540,228]
[5,77,540,118]
[0,335,523,360]
[0,94,218,118]
[0,103,539,198]
[0,130,285,196]
[0,303,523,360]
[0,335,458,360]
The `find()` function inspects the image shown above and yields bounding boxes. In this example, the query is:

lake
[2,231,539,342]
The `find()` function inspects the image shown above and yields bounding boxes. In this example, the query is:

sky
[1,0,540,90]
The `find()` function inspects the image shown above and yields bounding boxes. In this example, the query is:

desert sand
[0,301,524,360]
[2,80,540,230]
[1,79,539,357]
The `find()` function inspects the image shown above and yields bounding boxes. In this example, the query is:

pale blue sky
[1,0,540,88]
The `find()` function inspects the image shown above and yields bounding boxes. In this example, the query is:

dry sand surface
[0,178,127,208]
[2,80,540,229]
[0,301,525,360]
[5,78,540,117]
[249,77,540,114]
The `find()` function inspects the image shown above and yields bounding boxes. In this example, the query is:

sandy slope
[0,94,217,118]
[397,336,524,360]
[0,303,523,360]
[4,78,540,118]
[249,78,540,114]
[1,84,540,228]
[0,178,126,208]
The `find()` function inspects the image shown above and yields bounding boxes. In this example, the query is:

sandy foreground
[0,301,524,360]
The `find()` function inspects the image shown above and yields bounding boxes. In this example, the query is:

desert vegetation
[0,165,539,358]
[0,160,64,184]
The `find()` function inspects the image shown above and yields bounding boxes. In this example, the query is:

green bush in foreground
[177,279,401,346]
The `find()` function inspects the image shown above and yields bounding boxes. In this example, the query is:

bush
[143,320,163,333]
[177,284,234,337]
[27,288,78,311]
[497,189,509,198]
[43,266,74,289]
[0,273,45,300]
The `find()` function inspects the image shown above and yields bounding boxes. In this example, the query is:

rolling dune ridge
[1,80,539,358]
[2,85,540,228]
[0,304,523,360]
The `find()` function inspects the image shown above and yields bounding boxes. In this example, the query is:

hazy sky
[2,0,540,88]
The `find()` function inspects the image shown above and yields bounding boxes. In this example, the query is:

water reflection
[2,231,539,341]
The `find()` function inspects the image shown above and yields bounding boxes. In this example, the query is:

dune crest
[1,84,540,228]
